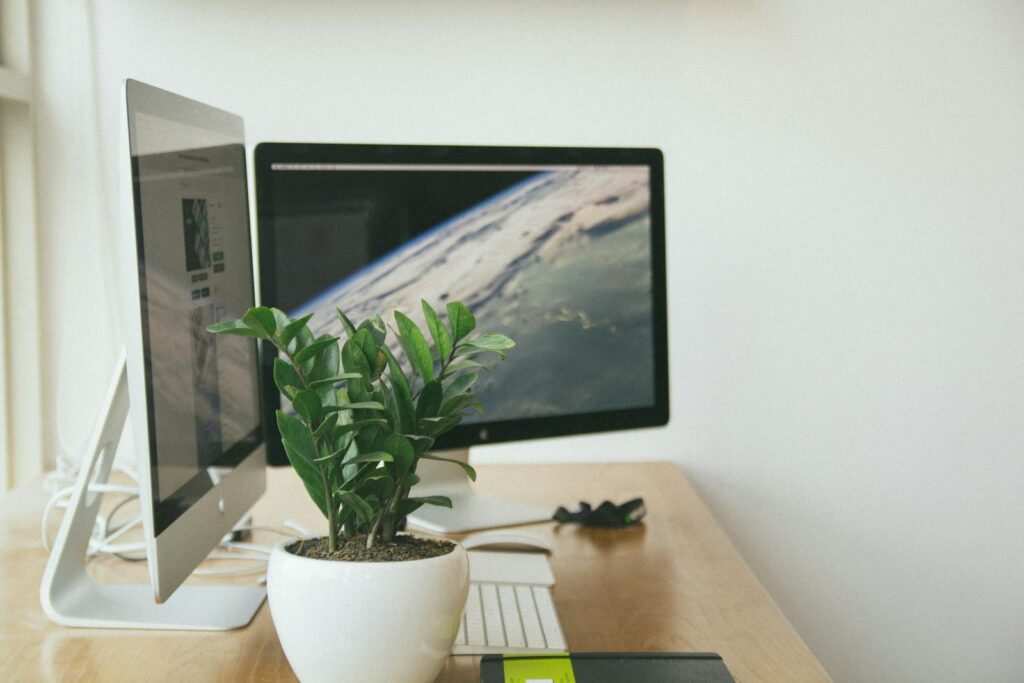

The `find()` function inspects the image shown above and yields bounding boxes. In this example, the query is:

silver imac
[40,80,266,630]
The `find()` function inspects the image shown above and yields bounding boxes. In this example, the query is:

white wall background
[30,2,1023,681]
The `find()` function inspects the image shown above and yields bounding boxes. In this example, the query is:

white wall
[31,2,1023,681]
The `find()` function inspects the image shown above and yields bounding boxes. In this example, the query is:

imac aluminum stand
[406,449,551,533]
[39,353,266,630]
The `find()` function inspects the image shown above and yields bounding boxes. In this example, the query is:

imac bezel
[253,142,669,468]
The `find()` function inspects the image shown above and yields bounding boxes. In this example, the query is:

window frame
[0,0,40,491]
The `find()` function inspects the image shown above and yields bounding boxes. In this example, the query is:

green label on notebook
[503,654,576,683]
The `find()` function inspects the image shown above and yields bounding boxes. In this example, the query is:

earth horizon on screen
[292,166,656,422]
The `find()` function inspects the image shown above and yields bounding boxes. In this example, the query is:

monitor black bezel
[254,142,668,466]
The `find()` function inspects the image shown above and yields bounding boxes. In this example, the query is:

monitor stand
[39,352,266,630]
[406,448,551,533]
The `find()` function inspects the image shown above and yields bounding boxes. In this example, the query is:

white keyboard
[451,582,567,655]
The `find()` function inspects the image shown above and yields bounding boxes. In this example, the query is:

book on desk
[480,652,735,682]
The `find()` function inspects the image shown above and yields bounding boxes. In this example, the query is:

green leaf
[367,475,395,501]
[452,346,508,362]
[342,450,395,465]
[446,301,476,343]
[445,357,487,374]
[343,465,390,488]
[358,315,387,347]
[290,324,316,362]
[273,358,303,398]
[378,381,399,432]
[409,495,453,508]
[352,329,376,367]
[395,499,425,518]
[321,436,358,466]
[291,390,322,425]
[313,447,342,464]
[394,311,435,381]
[276,411,327,516]
[336,308,358,339]
[419,452,477,481]
[280,313,313,347]
[461,333,515,352]
[207,319,262,337]
[341,337,372,383]
[309,373,364,389]
[334,419,387,435]
[270,307,290,329]
[242,307,277,338]
[417,415,460,437]
[311,336,340,383]
[352,326,386,381]
[346,377,371,403]
[440,392,482,417]
[403,433,434,456]
[339,437,362,483]
[387,378,415,435]
[416,380,443,420]
[422,300,453,360]
[443,372,478,402]
[312,413,339,442]
[323,401,386,412]
[382,433,414,476]
[294,335,339,364]
[382,346,415,432]
[337,491,375,524]
[276,410,315,463]
[371,348,387,381]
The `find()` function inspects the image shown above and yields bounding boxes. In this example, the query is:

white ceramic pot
[267,537,469,683]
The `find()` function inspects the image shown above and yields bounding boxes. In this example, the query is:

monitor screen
[256,144,667,463]
[128,83,263,533]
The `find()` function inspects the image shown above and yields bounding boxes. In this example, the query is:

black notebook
[480,652,735,683]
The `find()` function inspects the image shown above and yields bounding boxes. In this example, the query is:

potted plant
[209,300,514,683]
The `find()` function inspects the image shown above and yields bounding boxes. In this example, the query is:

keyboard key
[499,585,526,648]
[465,584,485,646]
[516,585,547,649]
[455,582,566,654]
[480,583,505,647]
[533,587,566,651]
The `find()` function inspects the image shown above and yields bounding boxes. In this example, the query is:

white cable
[231,524,299,538]
[206,551,271,562]
[282,518,313,537]
[41,484,141,552]
[41,464,306,581]
[222,541,272,555]
[193,564,268,577]
[87,514,144,556]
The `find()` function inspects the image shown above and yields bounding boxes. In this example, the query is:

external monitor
[41,80,266,630]
[253,143,668,531]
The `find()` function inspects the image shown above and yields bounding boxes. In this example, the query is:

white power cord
[41,464,313,581]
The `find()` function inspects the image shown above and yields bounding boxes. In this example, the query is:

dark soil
[287,534,455,562]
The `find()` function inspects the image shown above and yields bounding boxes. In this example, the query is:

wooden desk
[0,463,829,682]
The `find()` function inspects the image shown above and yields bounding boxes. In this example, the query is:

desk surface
[0,462,829,682]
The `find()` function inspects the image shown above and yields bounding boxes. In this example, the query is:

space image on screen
[264,162,657,428]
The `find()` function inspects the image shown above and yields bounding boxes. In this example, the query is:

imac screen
[262,159,661,428]
[130,106,261,527]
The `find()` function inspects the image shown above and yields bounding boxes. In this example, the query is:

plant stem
[319,464,337,552]
[366,513,382,550]
[366,473,408,550]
